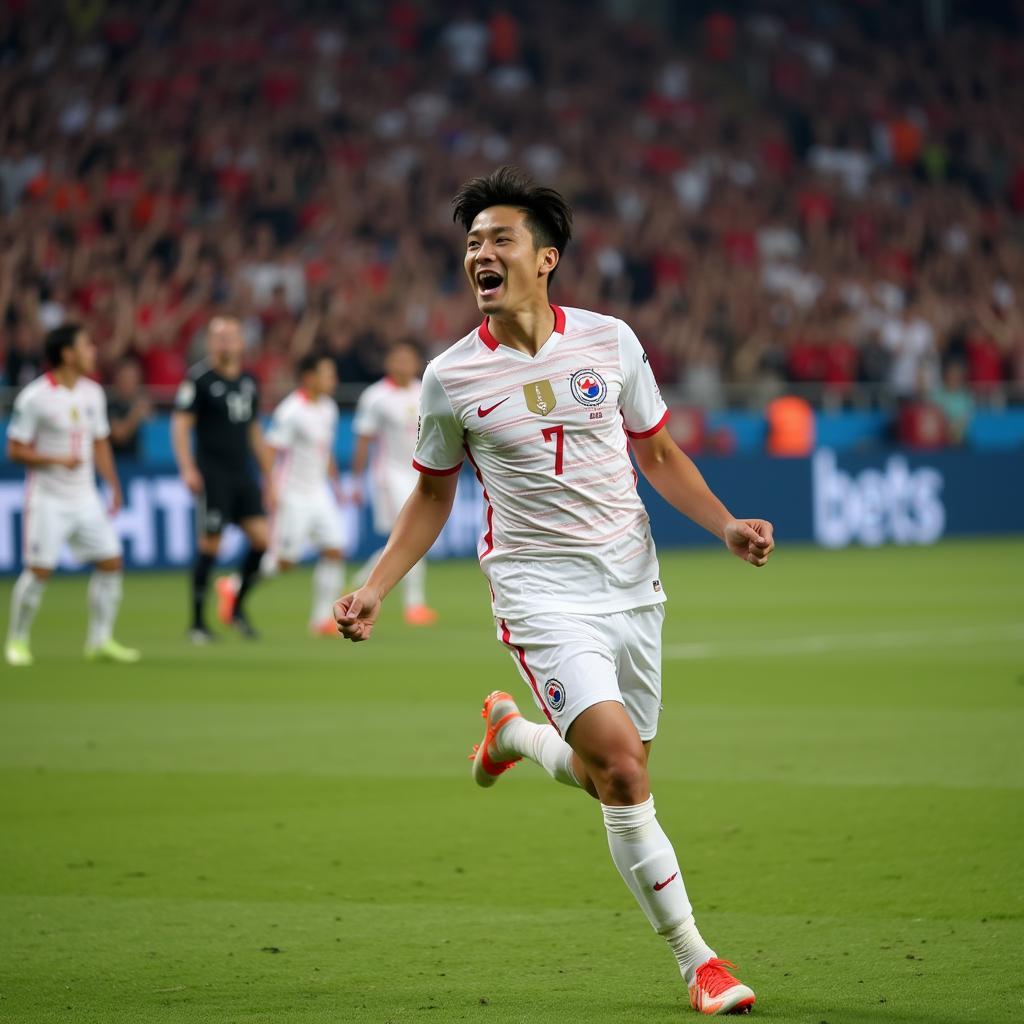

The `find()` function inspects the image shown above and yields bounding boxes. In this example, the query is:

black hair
[296,350,332,377]
[44,323,83,369]
[451,166,573,284]
[386,338,422,359]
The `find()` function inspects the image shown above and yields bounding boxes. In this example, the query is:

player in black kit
[171,316,275,642]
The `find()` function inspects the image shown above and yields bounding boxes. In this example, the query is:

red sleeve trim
[624,409,670,439]
[412,458,463,476]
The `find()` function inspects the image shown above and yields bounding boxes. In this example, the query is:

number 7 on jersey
[542,424,564,476]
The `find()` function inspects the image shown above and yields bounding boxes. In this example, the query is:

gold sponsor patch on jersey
[523,379,557,416]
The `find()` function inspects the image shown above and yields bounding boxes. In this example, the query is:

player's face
[385,345,420,384]
[312,358,337,397]
[464,207,557,317]
[208,319,245,371]
[70,332,97,376]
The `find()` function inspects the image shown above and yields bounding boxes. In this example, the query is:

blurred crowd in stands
[2,0,1023,447]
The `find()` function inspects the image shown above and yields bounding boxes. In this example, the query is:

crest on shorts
[523,379,557,416]
[545,678,565,712]
[570,369,607,407]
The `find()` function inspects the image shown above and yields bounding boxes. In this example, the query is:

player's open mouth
[476,271,504,297]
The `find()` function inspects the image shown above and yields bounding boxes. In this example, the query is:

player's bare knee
[594,752,649,805]
[96,557,122,572]
[199,534,221,556]
[243,519,268,550]
[30,566,53,581]
[322,549,343,561]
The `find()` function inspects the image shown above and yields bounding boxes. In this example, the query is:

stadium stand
[1,0,1023,448]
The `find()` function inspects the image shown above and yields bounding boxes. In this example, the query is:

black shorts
[196,469,264,536]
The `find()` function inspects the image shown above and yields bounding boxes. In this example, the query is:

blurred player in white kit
[5,324,140,666]
[263,352,346,634]
[350,341,437,626]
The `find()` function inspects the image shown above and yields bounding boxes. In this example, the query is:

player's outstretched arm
[93,438,123,514]
[347,435,373,505]
[630,427,775,567]
[334,471,459,641]
[170,410,202,494]
[6,439,80,470]
[249,420,277,511]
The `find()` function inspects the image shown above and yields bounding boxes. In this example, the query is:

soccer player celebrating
[334,167,774,1016]
[171,316,274,642]
[351,341,437,626]
[263,352,346,634]
[5,324,140,666]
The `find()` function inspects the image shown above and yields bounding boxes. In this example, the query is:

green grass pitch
[1,539,1022,1024]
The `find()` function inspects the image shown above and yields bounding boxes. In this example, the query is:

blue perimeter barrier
[4,409,1024,466]
[0,448,1021,573]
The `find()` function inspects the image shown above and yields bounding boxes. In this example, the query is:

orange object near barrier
[898,401,947,449]
[766,396,815,456]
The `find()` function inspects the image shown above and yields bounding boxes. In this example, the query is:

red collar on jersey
[297,388,310,402]
[478,304,566,352]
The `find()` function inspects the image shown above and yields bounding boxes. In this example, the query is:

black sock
[192,552,216,629]
[234,548,265,616]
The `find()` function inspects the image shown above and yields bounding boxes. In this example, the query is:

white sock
[311,557,343,624]
[8,570,46,643]
[602,795,715,982]
[87,570,123,648]
[259,551,279,578]
[403,558,426,608]
[498,716,580,788]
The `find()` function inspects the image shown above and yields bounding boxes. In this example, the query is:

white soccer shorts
[495,604,666,741]
[270,487,343,563]
[371,471,417,535]
[22,489,121,570]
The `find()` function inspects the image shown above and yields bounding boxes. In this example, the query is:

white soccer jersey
[265,389,338,493]
[413,305,669,619]
[7,372,110,501]
[353,377,421,532]
[353,377,422,479]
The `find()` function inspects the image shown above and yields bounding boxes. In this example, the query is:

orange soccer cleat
[688,958,756,1016]
[310,618,338,637]
[215,575,238,624]
[469,690,523,788]
[403,604,438,626]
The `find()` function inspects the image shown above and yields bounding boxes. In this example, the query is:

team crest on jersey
[69,406,80,423]
[545,678,566,712]
[570,369,607,407]
[523,379,557,416]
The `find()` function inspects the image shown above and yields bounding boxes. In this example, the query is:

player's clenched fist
[724,518,775,567]
[333,587,382,642]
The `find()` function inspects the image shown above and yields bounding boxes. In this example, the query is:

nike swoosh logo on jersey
[477,397,510,417]
[653,872,678,891]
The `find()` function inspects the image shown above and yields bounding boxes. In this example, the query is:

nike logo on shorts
[477,397,510,418]
[653,872,678,892]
